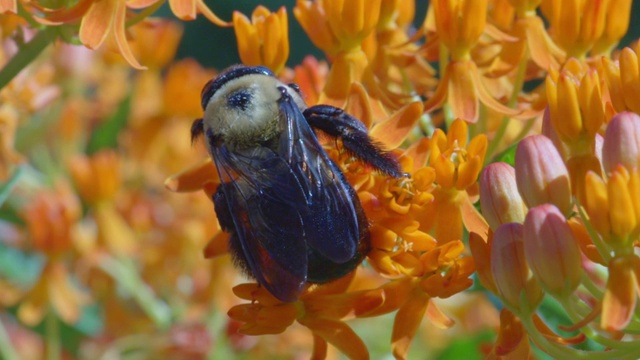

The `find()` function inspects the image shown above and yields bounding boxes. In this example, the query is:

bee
[191,65,402,302]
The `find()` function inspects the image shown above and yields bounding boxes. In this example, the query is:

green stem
[485,53,528,164]
[438,44,455,128]
[0,318,19,360]
[98,255,171,330]
[579,272,604,300]
[0,165,25,207]
[125,1,163,27]
[45,309,60,360]
[562,298,640,351]
[576,201,612,263]
[0,28,56,90]
[521,315,637,360]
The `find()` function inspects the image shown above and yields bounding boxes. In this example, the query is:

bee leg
[303,105,403,177]
[213,187,253,278]
[213,187,234,232]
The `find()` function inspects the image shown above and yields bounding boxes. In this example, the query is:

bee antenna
[191,118,204,145]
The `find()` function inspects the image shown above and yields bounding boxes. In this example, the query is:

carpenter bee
[191,65,402,302]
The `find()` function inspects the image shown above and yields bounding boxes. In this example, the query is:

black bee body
[192,65,402,302]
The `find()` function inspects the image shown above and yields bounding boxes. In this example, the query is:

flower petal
[79,0,115,50]
[299,317,369,360]
[391,290,429,359]
[369,101,423,149]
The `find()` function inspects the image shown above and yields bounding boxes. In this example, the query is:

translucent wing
[212,145,308,302]
[277,87,360,263]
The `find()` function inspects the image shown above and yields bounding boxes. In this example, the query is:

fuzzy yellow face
[202,74,306,151]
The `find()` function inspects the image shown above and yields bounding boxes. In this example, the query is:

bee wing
[213,145,308,302]
[277,88,360,263]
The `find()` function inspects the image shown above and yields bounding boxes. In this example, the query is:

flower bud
[491,223,543,314]
[515,135,572,216]
[523,204,582,299]
[479,162,527,230]
[602,111,640,174]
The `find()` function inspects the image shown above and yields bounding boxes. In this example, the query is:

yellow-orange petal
[369,101,423,149]
[112,0,145,70]
[619,48,640,114]
[164,159,219,192]
[0,0,16,13]
[422,63,451,114]
[79,0,115,50]
[469,231,496,293]
[391,289,429,359]
[425,300,455,329]
[195,0,231,26]
[233,11,261,66]
[169,0,196,20]
[299,317,368,360]
[448,61,479,123]
[523,16,564,71]
[601,255,639,330]
[608,168,636,239]
[202,231,229,258]
[127,0,159,9]
[493,309,527,357]
[94,203,137,256]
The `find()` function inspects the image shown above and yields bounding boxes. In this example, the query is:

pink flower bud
[602,112,640,174]
[480,162,527,231]
[491,223,543,313]
[523,204,582,299]
[515,135,572,216]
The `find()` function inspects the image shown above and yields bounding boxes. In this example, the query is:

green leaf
[435,330,495,360]
[0,243,43,286]
[86,96,131,154]
[495,142,518,167]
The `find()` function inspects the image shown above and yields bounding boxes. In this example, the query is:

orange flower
[541,0,632,58]
[127,19,184,70]
[37,0,228,69]
[228,274,386,359]
[21,183,81,257]
[602,47,640,114]
[17,262,88,326]
[293,0,381,55]
[233,6,289,74]
[583,166,640,249]
[430,119,487,242]
[294,0,382,103]
[68,150,120,205]
[487,0,565,76]
[69,150,138,255]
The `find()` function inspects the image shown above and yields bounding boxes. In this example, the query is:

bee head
[197,65,307,151]
[200,65,275,111]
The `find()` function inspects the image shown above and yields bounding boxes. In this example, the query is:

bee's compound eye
[227,89,252,111]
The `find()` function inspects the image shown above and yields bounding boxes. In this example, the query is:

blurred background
[170,0,640,70]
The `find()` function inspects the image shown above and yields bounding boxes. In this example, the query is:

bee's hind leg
[303,105,403,178]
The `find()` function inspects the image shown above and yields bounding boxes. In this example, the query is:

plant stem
[485,52,528,164]
[46,309,61,360]
[0,28,56,90]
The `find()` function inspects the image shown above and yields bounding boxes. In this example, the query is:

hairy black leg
[303,105,403,177]
[191,118,204,144]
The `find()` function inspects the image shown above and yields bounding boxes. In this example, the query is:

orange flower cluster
[1,0,640,359]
